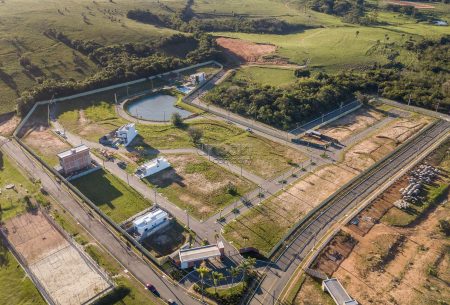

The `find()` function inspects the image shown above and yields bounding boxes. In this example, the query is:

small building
[322,278,358,305]
[57,145,91,176]
[433,20,448,26]
[189,72,206,85]
[116,123,138,146]
[178,242,225,269]
[135,157,171,179]
[133,208,169,240]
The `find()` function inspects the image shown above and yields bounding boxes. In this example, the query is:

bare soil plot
[145,153,255,219]
[0,113,20,136]
[333,202,450,305]
[317,107,385,142]
[141,220,189,258]
[22,126,71,166]
[3,211,111,305]
[216,37,278,63]
[223,164,357,254]
[342,116,432,172]
[385,0,435,9]
[294,275,334,305]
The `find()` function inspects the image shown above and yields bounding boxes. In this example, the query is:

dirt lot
[3,211,111,305]
[385,0,435,9]
[342,116,432,172]
[0,113,20,136]
[318,107,386,142]
[141,220,189,258]
[216,37,278,63]
[146,153,255,219]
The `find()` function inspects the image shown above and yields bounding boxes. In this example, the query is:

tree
[239,257,256,281]
[355,91,370,104]
[171,112,183,127]
[196,262,210,301]
[211,271,224,294]
[229,266,240,287]
[439,219,450,236]
[355,30,360,37]
[188,127,203,144]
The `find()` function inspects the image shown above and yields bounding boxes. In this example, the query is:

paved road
[247,120,450,305]
[0,138,202,305]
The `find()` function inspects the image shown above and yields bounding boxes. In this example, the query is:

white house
[189,72,206,85]
[116,123,138,146]
[135,157,171,179]
[178,242,225,269]
[133,208,169,240]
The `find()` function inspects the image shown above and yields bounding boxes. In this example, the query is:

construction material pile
[394,164,440,209]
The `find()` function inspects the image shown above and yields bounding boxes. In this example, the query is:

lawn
[0,151,40,221]
[0,240,46,305]
[145,154,255,220]
[71,169,152,223]
[232,66,297,87]
[220,133,307,179]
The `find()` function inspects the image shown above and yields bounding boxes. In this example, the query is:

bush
[226,182,238,196]
[439,219,450,236]
[171,112,183,127]
[188,127,203,144]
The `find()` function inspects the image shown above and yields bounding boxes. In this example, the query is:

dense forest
[204,35,450,130]
[16,33,221,115]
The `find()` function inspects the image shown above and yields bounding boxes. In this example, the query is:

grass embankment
[232,66,297,87]
[71,169,152,223]
[0,240,46,305]
[0,152,41,221]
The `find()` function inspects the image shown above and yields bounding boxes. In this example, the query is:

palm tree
[229,266,240,287]
[196,262,210,301]
[211,271,224,294]
[239,257,256,281]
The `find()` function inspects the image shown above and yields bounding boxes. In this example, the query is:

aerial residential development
[0,1,449,305]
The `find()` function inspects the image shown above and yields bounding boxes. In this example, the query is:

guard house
[189,72,206,85]
[116,123,138,146]
[133,208,169,240]
[322,278,358,305]
[57,145,91,176]
[135,157,171,179]
[178,242,225,269]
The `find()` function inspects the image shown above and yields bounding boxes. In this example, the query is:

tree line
[126,9,309,34]
[16,33,221,116]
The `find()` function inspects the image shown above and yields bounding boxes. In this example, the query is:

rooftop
[139,157,169,170]
[323,278,358,305]
[133,208,168,227]
[179,244,222,264]
[118,123,135,132]
[57,144,89,159]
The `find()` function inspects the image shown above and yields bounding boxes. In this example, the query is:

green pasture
[232,66,297,87]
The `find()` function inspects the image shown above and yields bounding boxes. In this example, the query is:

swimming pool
[176,85,194,94]
[126,93,192,122]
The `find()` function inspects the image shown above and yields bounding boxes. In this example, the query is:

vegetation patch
[71,169,152,223]
[145,154,255,219]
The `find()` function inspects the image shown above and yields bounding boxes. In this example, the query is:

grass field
[145,154,255,220]
[232,66,297,87]
[215,20,450,71]
[71,169,152,223]
[0,241,46,305]
[0,152,41,221]
[0,0,184,114]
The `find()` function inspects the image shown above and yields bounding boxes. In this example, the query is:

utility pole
[407,93,412,106]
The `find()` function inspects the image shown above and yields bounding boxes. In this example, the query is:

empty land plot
[223,164,357,254]
[220,133,307,179]
[232,66,297,87]
[342,116,432,172]
[3,211,111,305]
[224,114,431,253]
[145,153,255,219]
[333,202,450,305]
[294,275,334,305]
[216,37,277,63]
[71,169,152,223]
[317,106,386,142]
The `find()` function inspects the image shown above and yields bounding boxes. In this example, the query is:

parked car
[246,127,253,133]
[167,299,176,305]
[146,283,159,297]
